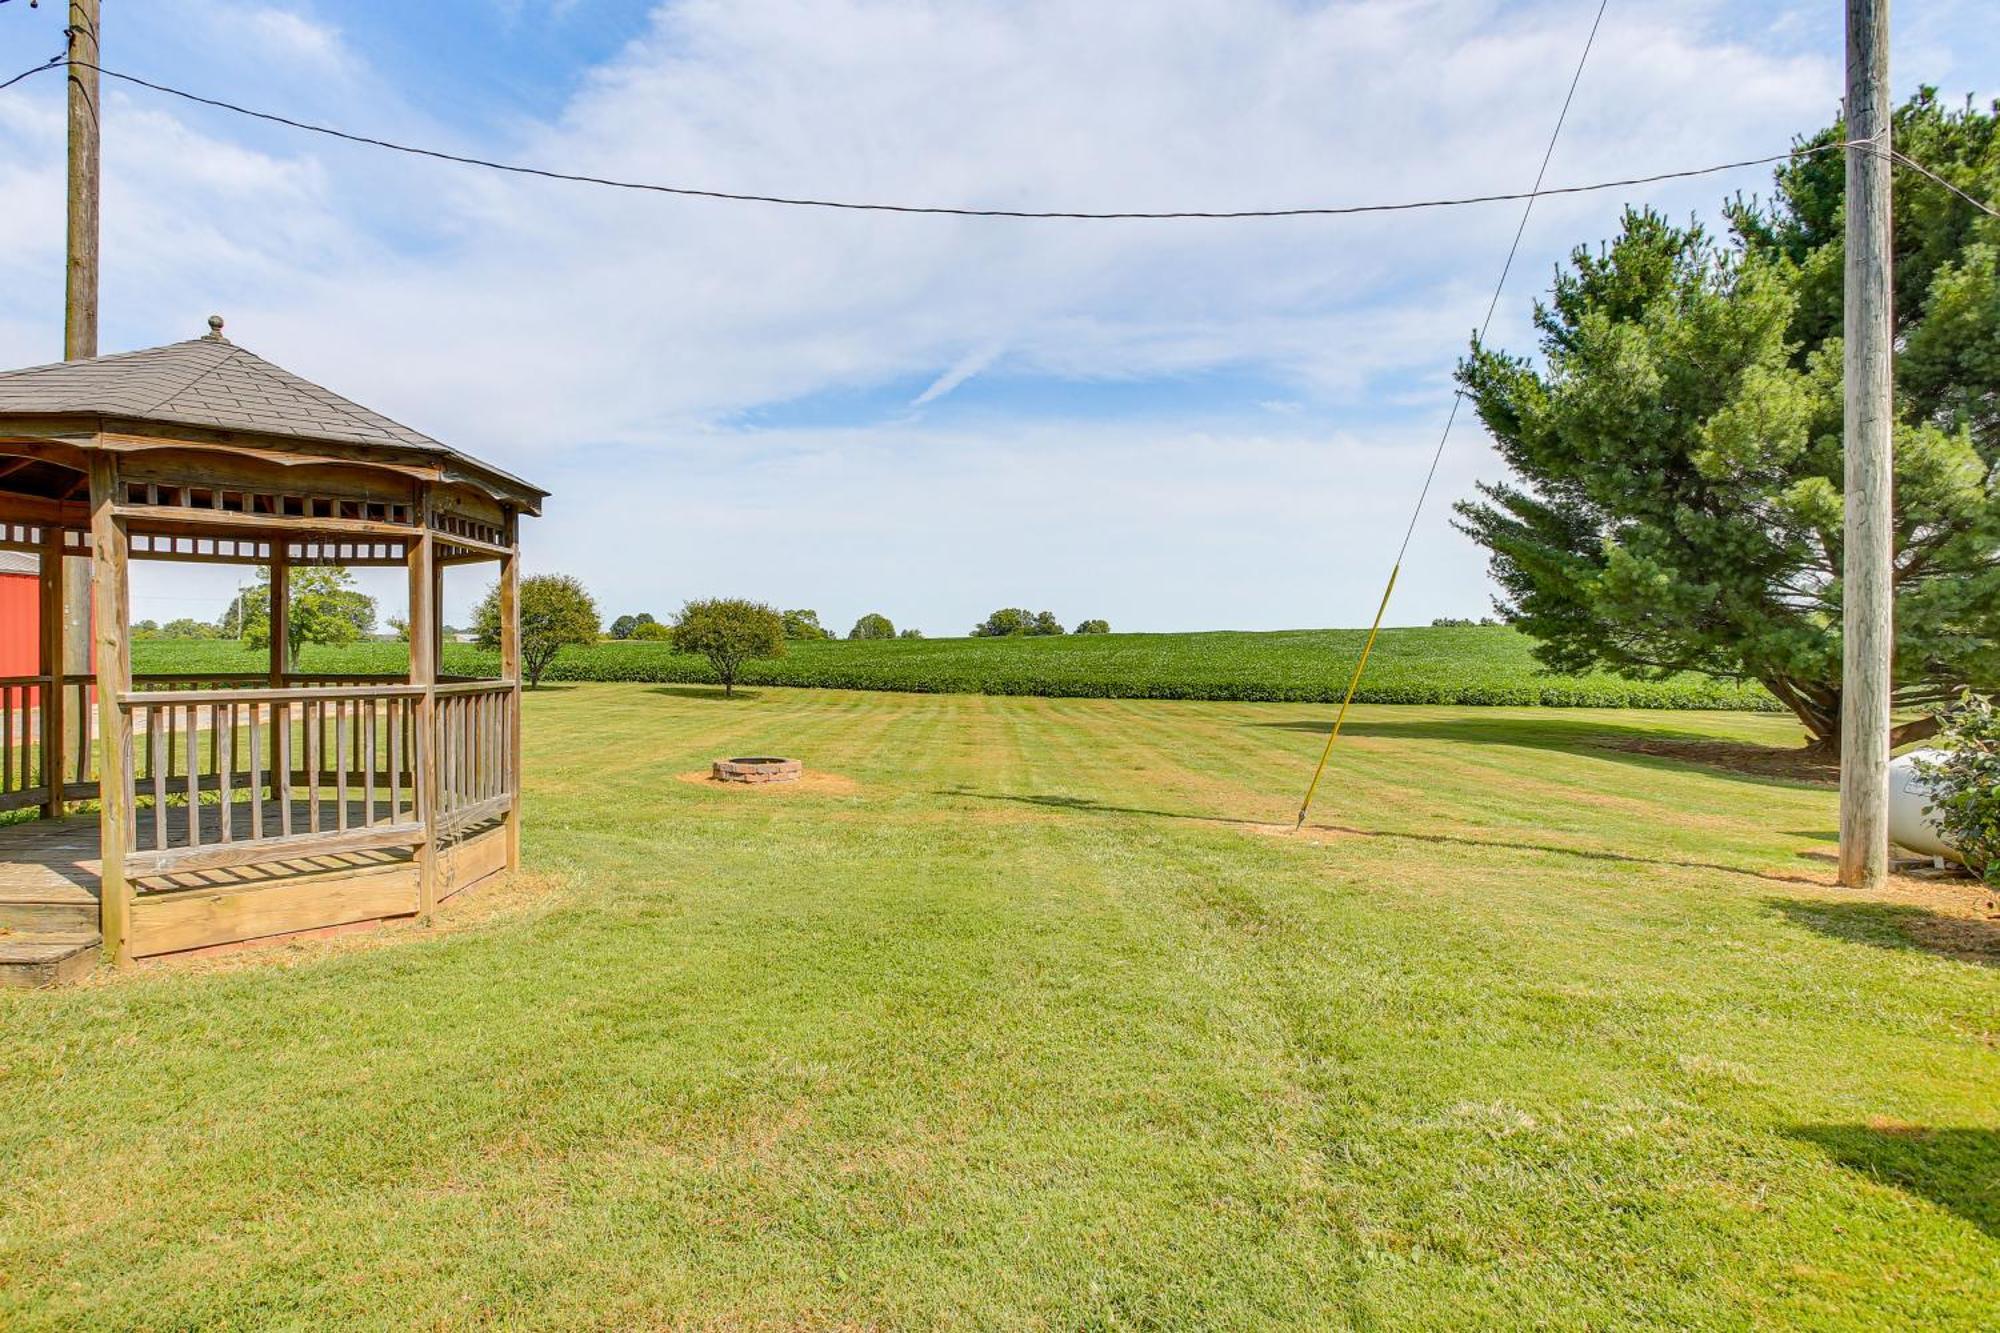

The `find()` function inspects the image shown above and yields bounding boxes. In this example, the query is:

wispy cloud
[910,342,1005,409]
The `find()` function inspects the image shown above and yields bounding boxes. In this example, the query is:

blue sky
[1,1,1993,635]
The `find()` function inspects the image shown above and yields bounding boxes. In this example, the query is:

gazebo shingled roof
[0,321,544,511]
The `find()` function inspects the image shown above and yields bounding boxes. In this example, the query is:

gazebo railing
[0,674,44,811]
[4,672,485,829]
[0,673,97,814]
[118,684,433,876]
[436,681,514,835]
[100,675,515,880]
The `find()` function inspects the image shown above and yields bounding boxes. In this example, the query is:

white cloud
[232,0,1833,447]
[10,0,1974,629]
[239,9,355,75]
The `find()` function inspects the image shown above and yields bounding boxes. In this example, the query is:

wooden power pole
[1839,0,1894,890]
[65,0,101,361]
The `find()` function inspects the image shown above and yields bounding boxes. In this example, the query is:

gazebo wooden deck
[0,318,546,982]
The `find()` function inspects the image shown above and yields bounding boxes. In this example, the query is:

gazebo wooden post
[431,557,446,678]
[408,486,440,922]
[267,544,289,686]
[87,451,132,966]
[500,510,521,871]
[39,524,67,819]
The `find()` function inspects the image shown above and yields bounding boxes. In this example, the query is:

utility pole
[65,0,101,361]
[1839,0,1893,890]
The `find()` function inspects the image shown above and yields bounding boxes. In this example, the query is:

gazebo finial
[203,314,228,343]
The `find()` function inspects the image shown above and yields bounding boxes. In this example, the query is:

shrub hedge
[136,626,1780,711]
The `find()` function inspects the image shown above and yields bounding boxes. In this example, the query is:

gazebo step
[1,809,104,932]
[0,930,100,988]
[0,897,98,933]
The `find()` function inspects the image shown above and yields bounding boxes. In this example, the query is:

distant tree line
[133,618,224,641]
[613,606,928,642]
[972,609,1110,637]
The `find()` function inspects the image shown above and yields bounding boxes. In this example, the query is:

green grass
[3,686,1994,1328]
[136,624,1779,709]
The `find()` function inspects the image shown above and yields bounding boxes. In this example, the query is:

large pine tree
[1456,89,2000,752]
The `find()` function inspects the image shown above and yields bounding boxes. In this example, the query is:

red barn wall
[0,572,36,677]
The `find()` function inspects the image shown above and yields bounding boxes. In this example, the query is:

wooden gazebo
[0,318,546,981]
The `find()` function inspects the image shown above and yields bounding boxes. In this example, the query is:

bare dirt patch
[1607,737,1837,786]
[1246,821,1352,846]
[676,769,860,796]
[1769,872,2000,967]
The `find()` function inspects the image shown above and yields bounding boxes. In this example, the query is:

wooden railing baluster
[485,691,496,801]
[364,698,377,828]
[336,698,350,833]
[183,703,200,849]
[350,700,362,816]
[3,683,16,798]
[73,680,89,787]
[306,699,322,833]
[249,699,264,841]
[441,696,456,818]
[388,696,403,823]
[150,705,167,850]
[276,699,293,837]
[217,702,233,844]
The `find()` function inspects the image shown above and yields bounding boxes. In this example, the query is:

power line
[0,47,62,92]
[1292,0,1610,833]
[1397,0,1609,565]
[1887,146,2000,220]
[0,52,1864,222]
[3,54,1990,223]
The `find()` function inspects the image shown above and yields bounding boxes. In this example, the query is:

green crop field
[4,687,1993,1327]
[135,625,1779,711]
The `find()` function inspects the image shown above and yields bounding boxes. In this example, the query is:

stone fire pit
[712,756,804,784]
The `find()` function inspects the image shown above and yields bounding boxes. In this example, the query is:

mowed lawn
[3,686,1996,1328]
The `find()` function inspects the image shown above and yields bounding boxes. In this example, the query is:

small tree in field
[973,608,1067,636]
[669,598,785,697]
[475,574,600,689]
[241,565,376,670]
[1073,618,1109,635]
[782,609,833,640]
[849,612,895,640]
[972,608,1031,637]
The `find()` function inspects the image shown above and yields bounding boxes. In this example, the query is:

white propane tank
[1887,748,1962,862]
